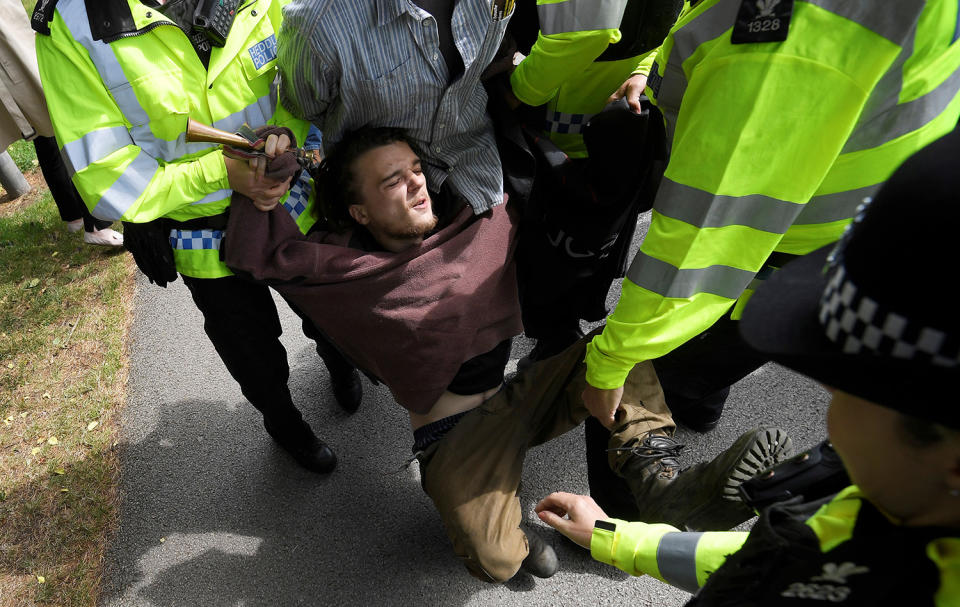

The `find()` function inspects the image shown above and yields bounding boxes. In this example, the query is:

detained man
[223,127,794,583]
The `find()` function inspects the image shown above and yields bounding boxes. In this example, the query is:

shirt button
[251,9,258,16]
[434,146,442,153]
[438,123,445,129]
[433,52,439,61]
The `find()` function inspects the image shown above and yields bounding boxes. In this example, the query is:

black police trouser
[181,275,348,437]
[33,136,112,233]
[652,312,770,417]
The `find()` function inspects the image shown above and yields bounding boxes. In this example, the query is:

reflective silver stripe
[842,68,960,153]
[538,0,629,35]
[657,0,741,146]
[190,188,233,206]
[802,0,925,44]
[657,532,703,593]
[90,151,158,220]
[212,82,278,135]
[626,251,755,300]
[61,125,133,175]
[795,184,879,225]
[655,178,803,234]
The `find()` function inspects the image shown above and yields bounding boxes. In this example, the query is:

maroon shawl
[224,196,522,414]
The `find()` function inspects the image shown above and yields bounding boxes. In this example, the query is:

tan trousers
[416,332,673,582]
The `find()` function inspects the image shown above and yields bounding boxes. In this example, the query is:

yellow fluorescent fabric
[37,0,314,278]
[586,0,960,389]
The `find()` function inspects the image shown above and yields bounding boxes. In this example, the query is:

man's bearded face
[349,142,437,244]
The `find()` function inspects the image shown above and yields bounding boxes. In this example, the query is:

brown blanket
[224,179,522,414]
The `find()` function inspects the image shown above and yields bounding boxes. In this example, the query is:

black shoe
[668,386,729,433]
[263,418,337,474]
[615,427,793,531]
[520,529,559,578]
[517,327,585,372]
[329,366,362,414]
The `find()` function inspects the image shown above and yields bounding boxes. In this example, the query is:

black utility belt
[167,212,228,231]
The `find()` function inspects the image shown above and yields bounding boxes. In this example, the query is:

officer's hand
[608,74,648,114]
[535,492,608,549]
[224,155,293,212]
[248,132,292,180]
[582,383,624,430]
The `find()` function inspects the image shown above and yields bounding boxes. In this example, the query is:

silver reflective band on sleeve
[61,125,134,175]
[801,0,926,44]
[795,184,879,225]
[655,179,803,234]
[90,151,157,221]
[655,0,740,147]
[626,251,756,301]
[657,532,703,594]
[842,68,960,154]
[537,0,629,35]
[190,188,233,206]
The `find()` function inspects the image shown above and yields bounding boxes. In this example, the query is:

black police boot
[263,416,337,474]
[320,353,362,414]
[613,427,793,531]
[520,528,559,578]
[669,386,730,433]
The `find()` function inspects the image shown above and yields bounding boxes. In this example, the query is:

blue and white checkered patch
[282,170,312,222]
[169,229,223,251]
[545,111,594,135]
[248,34,277,70]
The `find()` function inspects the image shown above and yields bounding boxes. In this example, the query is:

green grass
[4,140,37,174]
[22,1,36,16]
[0,186,134,606]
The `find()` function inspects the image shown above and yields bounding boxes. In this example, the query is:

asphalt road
[101,214,830,607]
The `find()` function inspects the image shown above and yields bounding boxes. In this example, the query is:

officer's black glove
[122,219,178,288]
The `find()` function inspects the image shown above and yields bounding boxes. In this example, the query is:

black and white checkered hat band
[818,266,960,367]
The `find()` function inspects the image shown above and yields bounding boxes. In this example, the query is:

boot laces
[608,435,686,465]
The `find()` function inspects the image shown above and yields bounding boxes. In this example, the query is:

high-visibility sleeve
[591,519,748,591]
[585,0,960,389]
[35,15,230,224]
[511,28,622,106]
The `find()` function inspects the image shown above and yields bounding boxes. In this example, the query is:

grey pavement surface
[102,215,830,607]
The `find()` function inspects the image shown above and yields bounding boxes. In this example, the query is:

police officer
[33,0,349,472]
[536,130,960,605]
[582,0,960,438]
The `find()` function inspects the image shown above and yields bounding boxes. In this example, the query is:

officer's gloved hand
[122,220,178,288]
[224,126,300,212]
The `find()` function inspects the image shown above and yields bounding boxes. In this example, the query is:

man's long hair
[313,126,422,232]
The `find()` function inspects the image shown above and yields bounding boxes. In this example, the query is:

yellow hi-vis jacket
[509,0,659,158]
[35,0,315,278]
[585,0,960,389]
[591,487,960,605]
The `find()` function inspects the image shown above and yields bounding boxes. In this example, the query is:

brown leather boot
[612,427,793,530]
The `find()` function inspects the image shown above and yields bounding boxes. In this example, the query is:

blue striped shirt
[278,0,512,214]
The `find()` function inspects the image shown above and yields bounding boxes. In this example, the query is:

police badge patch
[731,0,794,44]
[248,34,277,70]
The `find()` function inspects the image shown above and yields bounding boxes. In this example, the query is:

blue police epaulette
[31,0,59,35]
